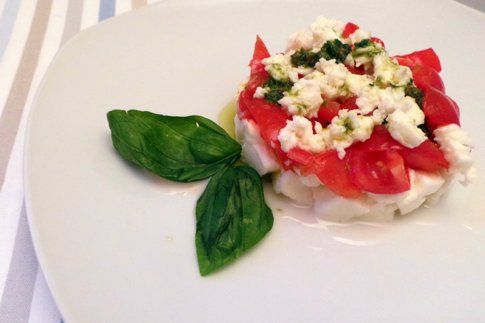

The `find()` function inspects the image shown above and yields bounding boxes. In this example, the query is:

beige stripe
[132,0,147,9]
[0,0,53,189]
[60,0,83,46]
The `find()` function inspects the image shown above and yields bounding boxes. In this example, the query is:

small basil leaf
[107,110,242,182]
[195,165,273,275]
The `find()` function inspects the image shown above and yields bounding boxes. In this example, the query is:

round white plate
[25,1,485,322]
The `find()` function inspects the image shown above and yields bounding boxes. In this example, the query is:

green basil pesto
[405,83,424,107]
[262,77,293,104]
[291,39,351,67]
[291,48,320,68]
[351,39,383,58]
[320,39,352,63]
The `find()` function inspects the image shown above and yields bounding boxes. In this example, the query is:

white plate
[25,1,485,322]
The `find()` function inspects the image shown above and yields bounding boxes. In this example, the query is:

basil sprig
[107,110,274,275]
[107,110,241,182]
[195,165,273,275]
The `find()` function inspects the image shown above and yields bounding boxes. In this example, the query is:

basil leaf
[107,110,242,182]
[195,165,273,275]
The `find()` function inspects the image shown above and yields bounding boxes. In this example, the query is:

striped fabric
[0,0,482,322]
[0,1,159,322]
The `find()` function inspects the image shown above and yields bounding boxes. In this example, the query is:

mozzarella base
[274,169,448,222]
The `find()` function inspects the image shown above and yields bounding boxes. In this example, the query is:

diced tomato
[347,148,410,194]
[395,48,441,72]
[346,65,366,75]
[411,64,445,93]
[243,97,290,145]
[245,36,271,95]
[359,125,404,151]
[339,97,359,110]
[237,89,253,120]
[423,86,460,132]
[399,140,449,172]
[311,151,362,198]
[272,142,293,170]
[371,37,385,48]
[287,147,314,167]
[249,36,270,75]
[246,72,270,94]
[317,101,340,123]
[342,22,360,38]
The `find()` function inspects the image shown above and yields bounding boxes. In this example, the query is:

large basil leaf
[107,110,241,182]
[195,165,273,275]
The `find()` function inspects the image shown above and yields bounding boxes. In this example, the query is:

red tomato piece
[339,97,359,110]
[342,22,360,38]
[245,36,271,94]
[237,89,253,120]
[371,37,385,48]
[395,48,441,72]
[399,140,449,172]
[423,86,460,132]
[310,151,362,198]
[359,125,404,151]
[249,36,270,75]
[244,97,290,144]
[272,142,293,170]
[246,72,270,94]
[346,65,366,75]
[348,149,410,194]
[317,101,340,123]
[287,147,314,167]
[411,64,445,93]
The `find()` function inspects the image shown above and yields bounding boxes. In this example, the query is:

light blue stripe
[98,0,116,22]
[0,0,22,60]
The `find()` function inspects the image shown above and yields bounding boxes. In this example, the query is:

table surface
[0,0,482,322]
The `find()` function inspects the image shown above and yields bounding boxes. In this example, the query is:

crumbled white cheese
[313,58,350,99]
[352,42,383,67]
[353,86,406,115]
[253,86,267,99]
[310,16,344,49]
[346,73,372,96]
[278,78,323,118]
[278,116,328,153]
[386,103,427,148]
[327,109,375,158]
[262,53,299,82]
[373,53,412,87]
[376,87,406,114]
[434,124,475,185]
[286,30,314,51]
[235,116,280,175]
[273,170,314,205]
[348,29,371,45]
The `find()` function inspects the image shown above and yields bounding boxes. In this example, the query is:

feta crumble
[278,78,323,118]
[373,53,412,87]
[327,109,374,158]
[262,53,299,82]
[278,116,328,153]
[434,124,476,185]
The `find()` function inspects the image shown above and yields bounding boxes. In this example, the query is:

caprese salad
[235,17,475,221]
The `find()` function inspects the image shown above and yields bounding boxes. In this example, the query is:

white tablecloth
[0,0,482,322]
